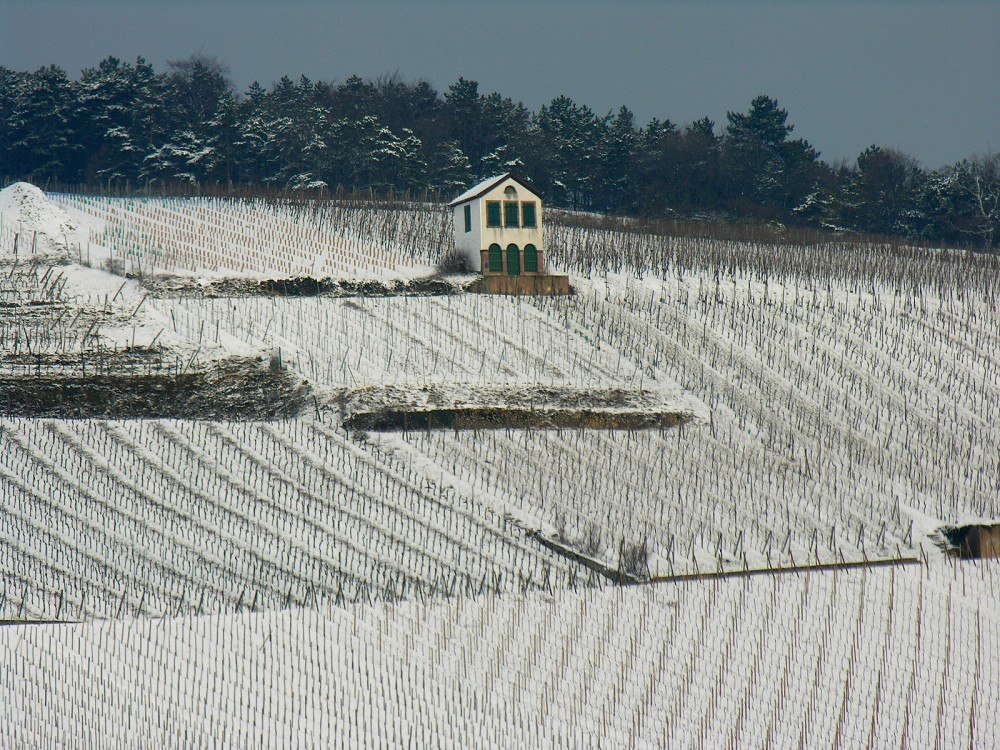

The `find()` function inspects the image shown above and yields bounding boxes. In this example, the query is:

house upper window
[504,200,520,227]
[463,204,472,232]
[521,201,536,228]
[486,201,502,227]
[502,185,520,227]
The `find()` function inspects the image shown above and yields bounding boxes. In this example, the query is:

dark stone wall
[344,406,689,431]
[0,358,310,419]
[468,275,571,296]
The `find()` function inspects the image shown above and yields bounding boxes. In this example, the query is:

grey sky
[1,0,997,168]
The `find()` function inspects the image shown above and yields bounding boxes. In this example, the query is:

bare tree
[957,153,1000,251]
[166,53,236,124]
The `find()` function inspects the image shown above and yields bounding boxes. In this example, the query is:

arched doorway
[488,243,503,273]
[524,244,538,273]
[506,243,520,276]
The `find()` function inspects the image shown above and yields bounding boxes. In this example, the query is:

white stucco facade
[449,174,544,273]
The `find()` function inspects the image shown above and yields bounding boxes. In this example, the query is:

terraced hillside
[1,185,998,747]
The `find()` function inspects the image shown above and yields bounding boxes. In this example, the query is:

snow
[0,416,574,621]
[3,187,1000,747]
[52,193,439,282]
[1,562,997,748]
[4,193,997,588]
[0,258,258,369]
[0,182,83,259]
[447,173,511,206]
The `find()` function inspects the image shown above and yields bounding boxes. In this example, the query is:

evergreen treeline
[1,55,996,250]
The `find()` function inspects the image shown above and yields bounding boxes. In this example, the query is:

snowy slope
[2,561,997,748]
[53,193,440,280]
[3,195,998,605]
[0,415,586,621]
[0,182,82,259]
[2,189,999,748]
[148,266,998,574]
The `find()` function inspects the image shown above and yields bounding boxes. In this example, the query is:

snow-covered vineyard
[4,564,998,748]
[54,192,443,279]
[1,184,998,747]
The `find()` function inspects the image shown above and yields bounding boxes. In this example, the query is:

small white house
[448,173,544,276]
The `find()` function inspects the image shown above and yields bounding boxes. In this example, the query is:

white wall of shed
[453,203,482,271]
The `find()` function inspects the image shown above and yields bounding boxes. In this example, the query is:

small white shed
[448,173,544,275]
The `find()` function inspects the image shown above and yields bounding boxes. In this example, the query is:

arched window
[524,243,538,273]
[506,243,520,276]
[488,243,503,273]
[504,186,518,199]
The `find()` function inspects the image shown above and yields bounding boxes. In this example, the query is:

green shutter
[486,201,502,227]
[506,244,520,276]
[488,244,503,272]
[464,204,472,232]
[524,244,538,273]
[521,202,536,227]
[504,201,520,227]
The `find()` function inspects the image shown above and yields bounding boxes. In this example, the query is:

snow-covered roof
[447,173,541,207]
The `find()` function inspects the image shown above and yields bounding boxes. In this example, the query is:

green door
[506,244,520,276]
[488,243,503,273]
[524,244,538,273]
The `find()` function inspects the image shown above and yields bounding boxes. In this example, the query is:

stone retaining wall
[468,274,571,296]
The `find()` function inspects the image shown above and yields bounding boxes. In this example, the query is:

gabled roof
[447,173,542,207]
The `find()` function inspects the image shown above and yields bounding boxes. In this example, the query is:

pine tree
[632,117,678,214]
[920,154,1000,249]
[397,129,428,191]
[839,145,924,236]
[724,95,820,217]
[726,95,792,149]
[209,93,242,185]
[679,118,723,213]
[7,65,83,182]
[0,67,27,178]
[444,78,485,164]
[600,106,638,213]
[477,92,535,181]
[0,54,986,246]
[232,82,272,184]
[141,55,235,184]
[141,130,217,184]
[166,54,234,129]
[478,144,524,178]
[536,95,604,209]
[332,75,375,121]
[78,56,168,183]
[427,141,473,193]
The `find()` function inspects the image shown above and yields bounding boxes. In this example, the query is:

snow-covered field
[3,562,997,748]
[55,192,441,280]
[0,416,581,620]
[1,185,998,747]
[105,269,1000,575]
